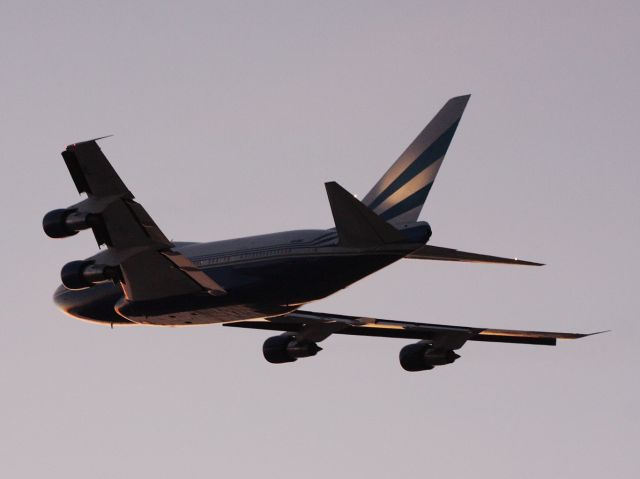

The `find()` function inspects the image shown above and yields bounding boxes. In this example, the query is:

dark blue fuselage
[54,224,430,325]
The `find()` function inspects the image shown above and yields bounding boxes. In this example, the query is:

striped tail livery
[362,95,470,224]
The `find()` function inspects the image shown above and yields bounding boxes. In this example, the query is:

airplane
[44,95,599,372]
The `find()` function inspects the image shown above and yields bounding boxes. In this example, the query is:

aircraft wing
[224,309,598,347]
[406,244,543,266]
[53,138,225,301]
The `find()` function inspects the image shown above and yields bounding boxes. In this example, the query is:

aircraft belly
[54,252,405,326]
[120,303,295,326]
[118,253,403,325]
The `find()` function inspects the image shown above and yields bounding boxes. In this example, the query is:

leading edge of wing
[223,310,605,346]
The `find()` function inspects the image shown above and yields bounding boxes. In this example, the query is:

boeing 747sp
[44,96,599,372]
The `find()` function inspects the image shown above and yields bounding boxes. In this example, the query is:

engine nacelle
[399,342,460,372]
[263,335,322,364]
[61,260,120,290]
[43,209,95,238]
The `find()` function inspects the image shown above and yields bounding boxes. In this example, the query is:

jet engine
[399,342,460,372]
[61,260,120,290]
[43,209,96,238]
[263,335,322,364]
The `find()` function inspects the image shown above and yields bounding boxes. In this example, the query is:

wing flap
[162,250,227,296]
[97,199,171,249]
[119,250,203,301]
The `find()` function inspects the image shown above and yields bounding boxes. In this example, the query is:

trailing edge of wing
[224,310,600,347]
[406,245,543,266]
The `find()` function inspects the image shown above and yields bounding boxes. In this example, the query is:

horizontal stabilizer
[406,245,543,266]
[325,181,407,247]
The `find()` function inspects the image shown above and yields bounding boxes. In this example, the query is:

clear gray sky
[1,1,638,478]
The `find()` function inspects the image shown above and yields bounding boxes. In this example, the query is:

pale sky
[1,1,638,478]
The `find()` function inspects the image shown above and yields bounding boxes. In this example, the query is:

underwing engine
[263,334,322,364]
[60,260,121,290]
[399,342,460,372]
[42,208,98,238]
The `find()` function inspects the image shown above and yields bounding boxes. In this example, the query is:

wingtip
[66,134,114,149]
[584,330,611,337]
[516,259,545,266]
[92,134,114,142]
[562,330,611,340]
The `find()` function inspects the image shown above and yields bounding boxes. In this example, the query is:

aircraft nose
[53,283,73,309]
[51,282,131,325]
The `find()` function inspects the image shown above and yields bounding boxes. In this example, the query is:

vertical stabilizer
[362,95,470,224]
